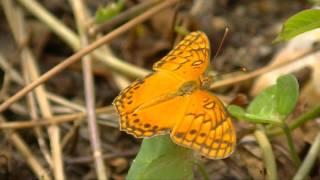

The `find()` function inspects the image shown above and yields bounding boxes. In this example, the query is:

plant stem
[0,0,180,113]
[17,0,149,78]
[17,0,79,49]
[2,0,65,179]
[289,104,320,131]
[210,49,319,90]
[281,122,301,168]
[194,162,209,180]
[0,106,114,130]
[268,105,320,136]
[89,0,161,35]
[293,132,320,180]
[0,116,51,180]
[71,0,108,179]
[254,125,278,180]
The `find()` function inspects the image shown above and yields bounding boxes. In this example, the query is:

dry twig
[1,0,64,178]
[0,106,114,130]
[0,0,181,112]
[70,0,108,179]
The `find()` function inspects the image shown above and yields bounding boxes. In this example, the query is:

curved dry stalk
[65,149,138,164]
[293,132,320,180]
[0,116,51,180]
[0,106,114,130]
[0,54,86,113]
[1,0,65,178]
[18,0,149,79]
[210,47,319,90]
[254,125,278,180]
[70,0,107,179]
[88,0,161,35]
[0,0,181,113]
[22,58,53,168]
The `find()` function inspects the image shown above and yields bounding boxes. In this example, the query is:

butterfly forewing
[114,31,236,159]
[113,72,188,137]
[153,31,210,81]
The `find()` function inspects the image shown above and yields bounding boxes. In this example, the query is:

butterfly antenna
[213,67,248,80]
[213,28,229,61]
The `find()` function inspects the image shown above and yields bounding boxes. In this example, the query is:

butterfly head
[200,75,214,89]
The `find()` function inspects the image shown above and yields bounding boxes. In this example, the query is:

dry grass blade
[210,47,319,90]
[0,116,51,180]
[88,0,161,35]
[22,58,53,168]
[1,0,64,179]
[70,0,108,179]
[0,0,181,113]
[0,106,114,130]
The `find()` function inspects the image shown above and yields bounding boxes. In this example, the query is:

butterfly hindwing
[171,90,236,159]
[114,31,236,159]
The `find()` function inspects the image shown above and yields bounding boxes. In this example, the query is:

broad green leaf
[228,105,246,119]
[243,113,281,124]
[127,135,194,180]
[95,0,125,23]
[275,9,320,42]
[232,75,299,124]
[228,105,281,124]
[276,74,299,119]
[247,86,278,120]
[245,74,299,123]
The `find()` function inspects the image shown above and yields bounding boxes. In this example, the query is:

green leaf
[228,105,281,124]
[243,113,281,124]
[231,75,299,124]
[95,0,125,23]
[228,105,246,119]
[275,9,320,42]
[174,26,190,36]
[246,74,299,123]
[127,135,194,180]
[247,85,278,120]
[276,74,299,118]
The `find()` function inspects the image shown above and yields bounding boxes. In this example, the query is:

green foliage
[128,74,299,179]
[127,135,194,180]
[275,75,299,118]
[228,105,280,124]
[227,105,246,119]
[275,9,320,42]
[95,0,125,23]
[174,26,190,36]
[247,86,279,122]
[229,74,299,123]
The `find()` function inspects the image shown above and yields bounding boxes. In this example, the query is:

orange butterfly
[113,31,236,159]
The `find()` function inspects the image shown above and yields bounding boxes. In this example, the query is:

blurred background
[0,0,319,179]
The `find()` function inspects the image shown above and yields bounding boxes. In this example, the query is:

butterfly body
[113,31,236,159]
